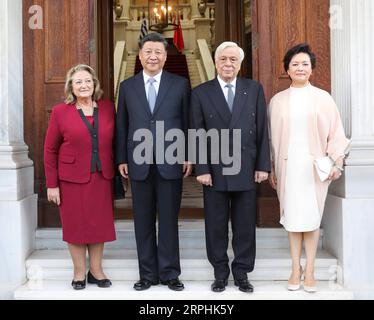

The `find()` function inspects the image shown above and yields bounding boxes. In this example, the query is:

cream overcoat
[268,84,350,218]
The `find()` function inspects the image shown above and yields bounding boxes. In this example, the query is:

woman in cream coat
[268,44,350,292]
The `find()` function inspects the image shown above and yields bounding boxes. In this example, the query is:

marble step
[14,280,353,300]
[25,248,337,281]
[35,220,324,250]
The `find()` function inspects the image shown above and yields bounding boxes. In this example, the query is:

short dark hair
[138,33,168,50]
[283,43,316,72]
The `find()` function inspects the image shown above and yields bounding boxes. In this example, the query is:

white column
[119,0,130,21]
[0,0,37,299]
[190,0,201,19]
[331,0,374,167]
[323,0,374,299]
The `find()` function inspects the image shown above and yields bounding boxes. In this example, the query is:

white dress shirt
[143,70,162,97]
[217,76,237,101]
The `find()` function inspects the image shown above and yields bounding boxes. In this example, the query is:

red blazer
[44,100,115,188]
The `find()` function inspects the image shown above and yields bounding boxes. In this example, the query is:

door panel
[253,0,331,226]
[253,0,331,101]
[23,0,96,227]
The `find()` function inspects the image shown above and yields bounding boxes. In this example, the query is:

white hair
[214,41,245,62]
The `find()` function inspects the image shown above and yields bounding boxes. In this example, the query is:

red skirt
[59,172,116,244]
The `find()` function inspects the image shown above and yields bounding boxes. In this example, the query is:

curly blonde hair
[64,64,103,104]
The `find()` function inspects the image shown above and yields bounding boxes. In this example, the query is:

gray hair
[214,41,245,63]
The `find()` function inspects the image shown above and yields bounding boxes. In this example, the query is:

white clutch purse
[314,156,334,182]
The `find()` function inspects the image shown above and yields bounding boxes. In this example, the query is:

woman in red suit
[44,64,116,290]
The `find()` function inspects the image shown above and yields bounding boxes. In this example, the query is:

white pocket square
[314,157,334,182]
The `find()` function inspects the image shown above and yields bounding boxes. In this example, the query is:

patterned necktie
[225,83,234,112]
[147,77,157,113]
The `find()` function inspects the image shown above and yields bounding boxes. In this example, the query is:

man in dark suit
[190,41,271,293]
[116,33,191,291]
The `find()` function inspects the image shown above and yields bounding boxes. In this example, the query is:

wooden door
[252,0,331,99]
[252,0,331,226]
[216,0,330,226]
[23,0,113,227]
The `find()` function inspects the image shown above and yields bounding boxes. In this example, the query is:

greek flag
[139,19,148,41]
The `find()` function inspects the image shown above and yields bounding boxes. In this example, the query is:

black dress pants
[203,187,257,281]
[130,165,182,282]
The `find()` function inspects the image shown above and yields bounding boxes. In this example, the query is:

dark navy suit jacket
[190,77,271,191]
[115,71,190,181]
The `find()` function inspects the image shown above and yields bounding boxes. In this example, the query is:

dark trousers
[203,187,257,280]
[130,165,182,282]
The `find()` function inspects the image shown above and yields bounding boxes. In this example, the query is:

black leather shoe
[211,279,228,292]
[160,278,184,291]
[71,278,86,290]
[87,270,112,288]
[133,279,159,291]
[234,279,254,293]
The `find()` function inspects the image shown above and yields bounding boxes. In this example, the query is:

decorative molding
[44,0,70,83]
[44,0,90,83]
[0,145,34,169]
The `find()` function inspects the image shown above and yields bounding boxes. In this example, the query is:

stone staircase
[14,220,353,300]
[121,53,204,89]
[114,54,137,105]
[115,177,203,213]
[123,54,136,81]
[186,53,204,88]
[134,54,191,82]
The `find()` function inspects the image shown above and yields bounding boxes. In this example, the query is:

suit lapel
[133,71,152,117]
[152,71,170,116]
[207,78,232,125]
[229,78,247,128]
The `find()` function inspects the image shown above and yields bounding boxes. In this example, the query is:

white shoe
[303,272,317,292]
[303,284,317,293]
[287,266,303,291]
[287,283,301,291]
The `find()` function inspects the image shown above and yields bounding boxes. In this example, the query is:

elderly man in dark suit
[190,41,271,293]
[116,33,191,291]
